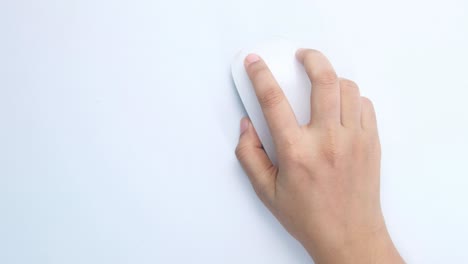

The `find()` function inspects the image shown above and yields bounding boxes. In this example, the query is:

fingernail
[240,117,249,135]
[245,54,260,66]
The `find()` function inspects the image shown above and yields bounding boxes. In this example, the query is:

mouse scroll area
[231,39,311,164]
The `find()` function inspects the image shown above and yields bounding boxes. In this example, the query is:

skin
[235,49,404,263]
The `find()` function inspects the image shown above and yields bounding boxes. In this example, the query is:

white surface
[1,0,468,263]
[231,39,312,164]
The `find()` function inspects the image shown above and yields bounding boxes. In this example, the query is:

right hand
[235,49,404,263]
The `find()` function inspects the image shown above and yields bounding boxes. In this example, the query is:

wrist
[302,226,404,264]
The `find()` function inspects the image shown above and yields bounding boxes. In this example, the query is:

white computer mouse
[231,39,311,164]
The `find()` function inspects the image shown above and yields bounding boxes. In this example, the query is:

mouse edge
[230,49,247,75]
[230,50,249,91]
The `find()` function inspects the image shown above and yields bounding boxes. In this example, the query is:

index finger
[244,54,299,143]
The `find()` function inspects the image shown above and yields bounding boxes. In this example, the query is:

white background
[1,0,468,263]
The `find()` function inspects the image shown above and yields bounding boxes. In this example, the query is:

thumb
[235,117,276,204]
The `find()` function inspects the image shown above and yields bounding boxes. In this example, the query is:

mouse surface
[231,39,311,164]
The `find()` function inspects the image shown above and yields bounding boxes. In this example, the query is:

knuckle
[235,144,250,161]
[283,147,315,178]
[250,165,277,207]
[349,134,367,155]
[340,79,360,92]
[315,69,339,86]
[277,133,308,165]
[258,88,284,109]
[353,133,381,160]
[256,165,277,189]
[282,133,300,149]
[300,49,338,86]
[373,142,382,157]
[285,148,308,166]
[365,135,382,157]
[277,132,301,154]
[320,127,344,166]
[322,143,343,166]
[361,96,374,107]
[361,97,377,119]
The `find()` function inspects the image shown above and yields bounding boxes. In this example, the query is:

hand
[235,49,404,263]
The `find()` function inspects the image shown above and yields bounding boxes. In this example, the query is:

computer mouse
[231,39,311,165]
